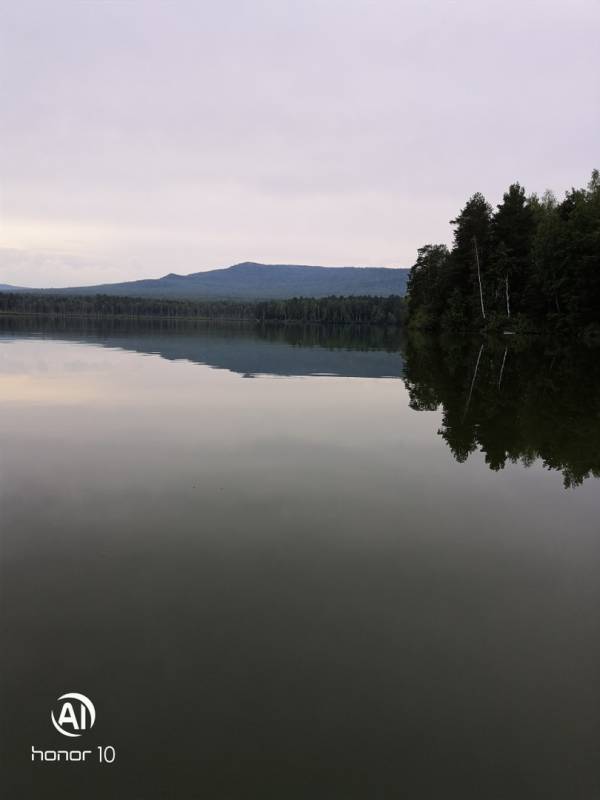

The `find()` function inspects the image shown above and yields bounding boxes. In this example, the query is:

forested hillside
[0,262,409,300]
[406,170,600,336]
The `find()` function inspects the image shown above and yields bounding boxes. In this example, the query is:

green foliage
[406,170,600,332]
[255,295,406,326]
[0,292,405,327]
[441,288,470,332]
[406,244,450,323]
[491,183,537,315]
[448,192,493,321]
[0,293,257,321]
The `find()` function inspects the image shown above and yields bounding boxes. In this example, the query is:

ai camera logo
[32,691,115,764]
[51,693,96,738]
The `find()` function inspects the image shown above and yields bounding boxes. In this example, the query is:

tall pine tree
[448,193,493,325]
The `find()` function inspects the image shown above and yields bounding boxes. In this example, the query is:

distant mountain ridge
[0,262,409,300]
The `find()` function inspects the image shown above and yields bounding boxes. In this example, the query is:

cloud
[1,0,598,284]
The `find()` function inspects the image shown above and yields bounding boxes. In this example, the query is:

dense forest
[255,295,405,325]
[0,292,405,326]
[407,170,600,336]
[0,292,256,321]
[404,334,600,488]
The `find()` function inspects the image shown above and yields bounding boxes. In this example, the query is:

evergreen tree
[448,193,493,324]
[406,170,600,334]
[406,244,449,327]
[490,183,536,316]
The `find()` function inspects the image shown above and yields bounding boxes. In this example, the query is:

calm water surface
[1,318,599,799]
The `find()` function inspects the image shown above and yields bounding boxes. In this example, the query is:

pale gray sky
[1,0,598,286]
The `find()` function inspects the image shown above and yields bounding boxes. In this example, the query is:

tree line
[255,295,405,325]
[406,170,600,336]
[0,292,405,326]
[0,293,256,320]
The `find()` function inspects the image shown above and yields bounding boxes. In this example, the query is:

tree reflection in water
[403,333,600,488]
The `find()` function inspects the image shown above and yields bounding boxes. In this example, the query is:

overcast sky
[1,0,598,287]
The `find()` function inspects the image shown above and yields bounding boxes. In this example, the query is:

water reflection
[1,317,599,799]
[404,334,600,487]
[1,317,598,487]
[0,316,404,379]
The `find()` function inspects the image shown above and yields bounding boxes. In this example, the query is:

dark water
[1,318,599,799]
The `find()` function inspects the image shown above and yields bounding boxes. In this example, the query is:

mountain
[0,262,408,300]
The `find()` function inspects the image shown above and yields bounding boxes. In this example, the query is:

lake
[1,318,599,799]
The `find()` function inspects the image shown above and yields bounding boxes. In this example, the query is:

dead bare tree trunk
[473,236,486,321]
[505,274,511,318]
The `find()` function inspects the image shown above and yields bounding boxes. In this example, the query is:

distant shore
[0,292,406,327]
